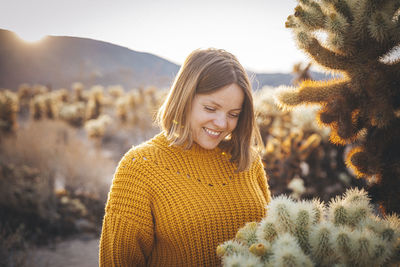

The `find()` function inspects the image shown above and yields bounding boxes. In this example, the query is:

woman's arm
[99,150,154,266]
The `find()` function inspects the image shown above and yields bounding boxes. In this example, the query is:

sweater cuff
[99,212,154,267]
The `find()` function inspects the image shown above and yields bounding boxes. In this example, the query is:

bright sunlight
[16,30,46,43]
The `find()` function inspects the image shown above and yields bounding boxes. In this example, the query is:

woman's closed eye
[204,105,240,118]
[204,106,216,112]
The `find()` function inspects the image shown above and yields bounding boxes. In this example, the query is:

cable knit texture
[99,132,271,266]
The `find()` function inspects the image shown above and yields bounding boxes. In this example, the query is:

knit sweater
[99,132,271,266]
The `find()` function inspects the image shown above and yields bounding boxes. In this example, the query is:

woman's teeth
[204,127,220,136]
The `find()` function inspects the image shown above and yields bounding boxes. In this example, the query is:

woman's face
[189,83,244,150]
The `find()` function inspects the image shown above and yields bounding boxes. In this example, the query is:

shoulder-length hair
[157,48,262,171]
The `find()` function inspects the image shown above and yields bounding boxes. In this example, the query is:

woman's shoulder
[249,147,263,166]
[117,132,171,169]
[110,136,161,192]
[120,134,161,162]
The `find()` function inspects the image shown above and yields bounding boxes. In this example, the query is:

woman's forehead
[194,84,244,108]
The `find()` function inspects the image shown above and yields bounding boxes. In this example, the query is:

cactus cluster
[276,0,400,214]
[30,93,58,120]
[254,87,363,200]
[217,188,400,266]
[1,82,165,142]
[0,90,19,134]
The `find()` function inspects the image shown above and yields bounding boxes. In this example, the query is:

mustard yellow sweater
[99,132,271,266]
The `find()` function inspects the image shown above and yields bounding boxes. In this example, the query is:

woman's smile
[203,127,222,138]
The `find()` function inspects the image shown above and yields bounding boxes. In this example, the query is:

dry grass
[0,119,115,198]
[0,223,29,267]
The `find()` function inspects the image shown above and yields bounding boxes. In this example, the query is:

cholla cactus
[86,85,104,120]
[17,83,33,104]
[44,94,57,119]
[55,88,69,103]
[30,94,43,120]
[107,85,124,98]
[58,102,86,127]
[29,93,57,120]
[115,96,129,123]
[84,114,112,139]
[218,188,400,266]
[292,62,312,86]
[276,0,400,214]
[31,84,48,96]
[72,82,86,102]
[0,90,19,134]
[288,175,306,199]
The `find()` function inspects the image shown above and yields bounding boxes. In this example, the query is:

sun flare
[16,31,47,43]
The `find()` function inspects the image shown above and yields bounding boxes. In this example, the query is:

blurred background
[0,0,366,266]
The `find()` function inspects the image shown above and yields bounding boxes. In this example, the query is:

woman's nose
[213,114,227,129]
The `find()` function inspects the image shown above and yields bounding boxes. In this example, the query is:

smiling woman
[99,48,271,266]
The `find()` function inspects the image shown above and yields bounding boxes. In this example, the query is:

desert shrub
[0,120,115,242]
[0,223,29,267]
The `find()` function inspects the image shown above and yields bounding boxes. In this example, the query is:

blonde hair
[157,48,262,171]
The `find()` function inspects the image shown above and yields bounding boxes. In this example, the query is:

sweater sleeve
[255,155,272,204]
[99,150,154,267]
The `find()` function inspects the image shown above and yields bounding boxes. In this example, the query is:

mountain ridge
[0,28,329,91]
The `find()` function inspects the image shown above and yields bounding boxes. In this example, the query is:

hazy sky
[0,0,311,73]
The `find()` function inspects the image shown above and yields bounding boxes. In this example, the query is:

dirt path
[27,234,99,267]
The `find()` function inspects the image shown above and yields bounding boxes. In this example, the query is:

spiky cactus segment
[236,222,259,246]
[217,240,248,257]
[222,253,263,267]
[218,188,400,266]
[249,241,271,257]
[271,233,314,267]
[276,0,400,214]
[267,195,296,234]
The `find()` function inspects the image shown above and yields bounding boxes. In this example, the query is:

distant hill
[0,28,333,91]
[0,29,180,90]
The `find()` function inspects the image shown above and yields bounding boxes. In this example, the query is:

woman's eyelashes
[204,106,216,112]
[203,106,240,118]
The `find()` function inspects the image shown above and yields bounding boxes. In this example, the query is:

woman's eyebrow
[206,100,242,111]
